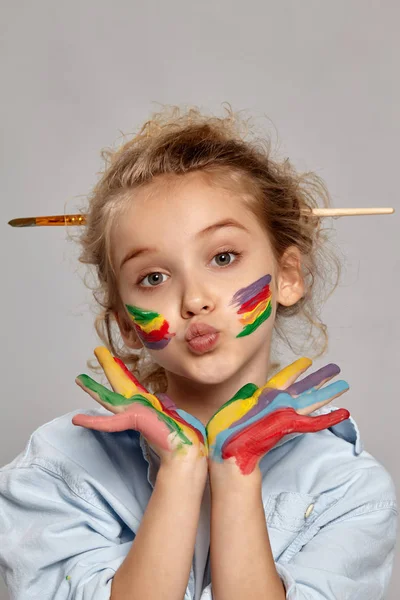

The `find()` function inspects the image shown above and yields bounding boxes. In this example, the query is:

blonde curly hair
[72,103,341,394]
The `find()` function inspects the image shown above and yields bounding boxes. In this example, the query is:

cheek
[125,303,176,350]
[229,274,273,338]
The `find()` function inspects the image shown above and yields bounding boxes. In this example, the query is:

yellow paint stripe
[260,357,313,391]
[240,298,271,325]
[207,395,257,446]
[131,315,165,334]
[94,347,163,410]
[207,357,313,444]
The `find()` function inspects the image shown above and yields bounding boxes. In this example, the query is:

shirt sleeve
[0,463,133,600]
[274,501,398,599]
[198,503,397,600]
[199,459,398,600]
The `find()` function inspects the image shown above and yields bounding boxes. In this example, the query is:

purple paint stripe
[142,338,172,350]
[230,274,272,306]
[157,392,179,411]
[287,363,340,396]
[229,388,281,428]
[228,363,342,428]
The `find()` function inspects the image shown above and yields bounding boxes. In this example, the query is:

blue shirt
[0,403,397,599]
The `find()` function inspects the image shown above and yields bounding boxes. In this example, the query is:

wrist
[209,457,262,488]
[159,454,208,485]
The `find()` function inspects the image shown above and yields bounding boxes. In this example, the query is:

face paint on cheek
[125,304,176,350]
[230,274,273,338]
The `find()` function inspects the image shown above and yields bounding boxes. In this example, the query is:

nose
[181,279,216,318]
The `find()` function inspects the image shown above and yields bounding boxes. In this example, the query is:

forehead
[111,171,265,267]
[116,171,257,231]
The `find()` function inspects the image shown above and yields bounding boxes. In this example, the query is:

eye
[139,272,169,288]
[211,250,241,267]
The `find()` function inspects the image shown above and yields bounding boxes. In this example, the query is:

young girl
[0,105,397,600]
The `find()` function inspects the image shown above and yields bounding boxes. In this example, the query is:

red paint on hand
[222,407,350,475]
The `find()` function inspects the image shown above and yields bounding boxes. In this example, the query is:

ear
[114,308,144,350]
[276,246,304,307]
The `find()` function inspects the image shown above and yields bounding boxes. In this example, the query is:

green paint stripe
[125,304,160,324]
[228,382,258,402]
[76,374,192,446]
[208,382,258,423]
[236,301,272,338]
[77,374,136,406]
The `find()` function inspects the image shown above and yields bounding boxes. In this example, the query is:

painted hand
[206,357,351,476]
[72,347,208,465]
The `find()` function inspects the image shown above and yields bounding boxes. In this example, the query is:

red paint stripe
[113,358,203,443]
[135,320,170,342]
[237,285,271,314]
[222,407,350,475]
[160,404,205,446]
[239,298,270,325]
[112,357,148,393]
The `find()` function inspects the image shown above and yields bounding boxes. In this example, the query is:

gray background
[1,1,399,598]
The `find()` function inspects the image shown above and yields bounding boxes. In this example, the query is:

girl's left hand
[206,357,351,476]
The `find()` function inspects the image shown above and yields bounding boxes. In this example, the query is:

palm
[206,358,351,475]
[72,347,208,463]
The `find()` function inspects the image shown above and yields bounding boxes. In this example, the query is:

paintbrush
[7,207,395,227]
[7,215,86,227]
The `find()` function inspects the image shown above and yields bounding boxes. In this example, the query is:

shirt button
[304,503,314,518]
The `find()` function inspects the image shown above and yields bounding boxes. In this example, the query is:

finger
[293,379,350,414]
[249,380,349,418]
[206,383,258,447]
[244,378,348,419]
[72,411,144,432]
[256,357,313,398]
[211,388,277,436]
[72,403,196,450]
[276,406,351,434]
[71,407,175,452]
[75,374,136,413]
[286,363,341,397]
[243,374,348,421]
[94,347,162,411]
[113,357,148,394]
[80,348,163,413]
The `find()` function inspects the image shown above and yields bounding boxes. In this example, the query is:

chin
[183,357,238,386]
[159,342,257,387]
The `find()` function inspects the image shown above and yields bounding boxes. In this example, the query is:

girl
[0,105,397,600]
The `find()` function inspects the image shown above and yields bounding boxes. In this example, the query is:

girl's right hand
[72,347,208,470]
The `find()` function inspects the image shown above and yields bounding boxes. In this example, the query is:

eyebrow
[119,218,250,269]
